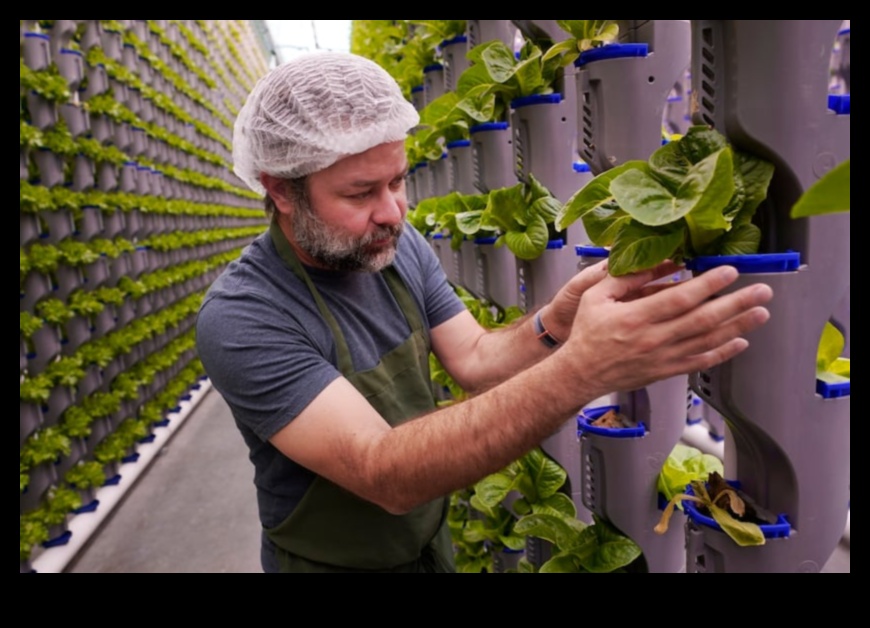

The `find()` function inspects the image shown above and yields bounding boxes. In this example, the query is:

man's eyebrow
[346,168,409,188]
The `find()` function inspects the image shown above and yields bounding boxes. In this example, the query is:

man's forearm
[365,345,591,514]
[458,306,560,394]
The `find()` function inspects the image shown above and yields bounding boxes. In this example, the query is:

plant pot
[131,130,148,158]
[21,146,30,180]
[71,155,95,192]
[100,207,124,239]
[83,256,110,291]
[40,208,76,244]
[96,161,118,192]
[100,28,123,61]
[119,161,138,192]
[33,149,65,188]
[23,32,52,71]
[57,48,85,91]
[121,43,138,72]
[62,314,91,356]
[577,384,688,574]
[54,263,84,302]
[92,304,116,338]
[76,20,99,49]
[107,254,130,285]
[83,64,109,100]
[89,113,114,144]
[43,385,74,428]
[423,63,446,106]
[575,22,690,173]
[113,122,133,151]
[128,88,144,115]
[510,92,578,203]
[27,323,62,372]
[685,479,794,573]
[21,462,57,515]
[59,102,90,138]
[54,437,87,478]
[20,401,44,447]
[21,212,40,246]
[74,206,103,240]
[21,272,52,312]
[470,122,517,193]
[430,153,451,197]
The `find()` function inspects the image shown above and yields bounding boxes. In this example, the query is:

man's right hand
[560,263,773,400]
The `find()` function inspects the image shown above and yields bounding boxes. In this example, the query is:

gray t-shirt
[196,224,465,530]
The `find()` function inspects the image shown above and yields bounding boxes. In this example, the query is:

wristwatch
[533,310,561,349]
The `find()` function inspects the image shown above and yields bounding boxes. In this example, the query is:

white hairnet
[233,51,420,195]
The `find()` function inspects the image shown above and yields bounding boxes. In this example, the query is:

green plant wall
[20,19,269,570]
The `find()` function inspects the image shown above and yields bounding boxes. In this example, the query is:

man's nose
[372,188,406,226]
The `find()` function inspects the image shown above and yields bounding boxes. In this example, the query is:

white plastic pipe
[843,511,850,546]
[680,422,725,460]
[30,380,212,574]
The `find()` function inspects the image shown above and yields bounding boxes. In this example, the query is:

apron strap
[270,220,354,374]
[269,219,427,375]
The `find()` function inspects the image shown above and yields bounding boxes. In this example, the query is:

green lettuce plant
[21,311,43,340]
[790,158,850,218]
[21,426,72,470]
[20,374,53,406]
[413,191,492,246]
[556,125,775,276]
[655,472,767,547]
[36,298,73,326]
[64,461,106,491]
[514,512,643,573]
[817,322,850,385]
[657,443,724,504]
[544,21,620,67]
[455,39,562,124]
[480,175,563,260]
[60,405,94,439]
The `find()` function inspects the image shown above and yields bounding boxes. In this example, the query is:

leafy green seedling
[655,471,767,547]
[791,158,850,218]
[557,126,775,275]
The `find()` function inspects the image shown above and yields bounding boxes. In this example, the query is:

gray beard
[290,198,403,273]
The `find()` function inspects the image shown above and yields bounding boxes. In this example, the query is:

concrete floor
[64,386,850,574]
[66,387,263,573]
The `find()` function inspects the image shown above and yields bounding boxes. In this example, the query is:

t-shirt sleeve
[402,226,467,328]
[196,285,341,443]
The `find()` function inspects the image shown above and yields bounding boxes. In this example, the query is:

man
[197,52,773,572]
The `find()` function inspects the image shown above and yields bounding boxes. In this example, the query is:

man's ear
[260,173,293,216]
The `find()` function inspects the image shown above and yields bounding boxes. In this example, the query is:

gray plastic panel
[466,20,516,49]
[431,237,458,285]
[689,268,850,572]
[458,240,479,296]
[517,243,577,310]
[448,143,477,195]
[474,242,519,309]
[511,74,580,203]
[577,20,690,174]
[540,418,593,524]
[430,156,452,197]
[442,39,469,92]
[580,375,689,572]
[472,126,517,193]
[686,20,850,572]
[424,66,446,106]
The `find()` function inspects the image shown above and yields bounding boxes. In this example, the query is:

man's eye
[350,191,371,200]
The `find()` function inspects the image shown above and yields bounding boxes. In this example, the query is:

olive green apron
[266,222,454,573]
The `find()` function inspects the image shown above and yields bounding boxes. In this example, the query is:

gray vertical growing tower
[576,20,690,175]
[686,20,850,572]
[571,20,693,573]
